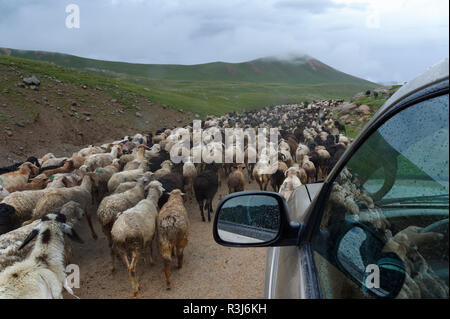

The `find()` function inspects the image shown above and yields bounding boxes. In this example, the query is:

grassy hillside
[0,54,380,116]
[0,48,376,86]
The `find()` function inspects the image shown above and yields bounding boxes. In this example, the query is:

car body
[213,59,449,299]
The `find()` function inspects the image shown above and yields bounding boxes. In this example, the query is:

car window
[311,93,449,299]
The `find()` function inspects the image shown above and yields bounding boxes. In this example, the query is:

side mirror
[213,191,302,247]
[334,222,406,298]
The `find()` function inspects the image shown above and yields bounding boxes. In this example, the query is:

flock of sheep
[0,99,350,298]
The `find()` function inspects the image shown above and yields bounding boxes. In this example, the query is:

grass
[0,55,381,116]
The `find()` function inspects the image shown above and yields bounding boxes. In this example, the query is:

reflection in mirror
[337,225,406,298]
[217,195,281,244]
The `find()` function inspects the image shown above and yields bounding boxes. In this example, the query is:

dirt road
[65,175,267,299]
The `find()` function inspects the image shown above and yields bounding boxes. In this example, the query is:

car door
[301,83,449,298]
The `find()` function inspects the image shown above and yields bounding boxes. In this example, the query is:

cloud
[0,0,448,83]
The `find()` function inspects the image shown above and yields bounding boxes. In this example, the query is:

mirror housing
[213,191,302,247]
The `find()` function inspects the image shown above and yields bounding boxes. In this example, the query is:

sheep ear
[61,223,84,244]
[18,223,42,250]
[158,186,166,193]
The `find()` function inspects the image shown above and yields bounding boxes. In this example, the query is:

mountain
[0,48,375,86]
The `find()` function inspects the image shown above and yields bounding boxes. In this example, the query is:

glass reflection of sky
[222,195,278,210]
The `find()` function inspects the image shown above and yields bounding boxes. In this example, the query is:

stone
[71,101,77,106]
[135,112,143,118]
[15,121,25,127]
[76,130,83,136]
[82,85,87,89]
[6,130,13,137]
[81,111,91,116]
[357,104,370,115]
[339,102,358,114]
[23,75,40,86]
[194,114,200,118]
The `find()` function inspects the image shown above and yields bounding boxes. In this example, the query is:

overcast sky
[0,0,448,83]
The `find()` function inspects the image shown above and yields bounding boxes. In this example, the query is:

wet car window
[312,94,449,299]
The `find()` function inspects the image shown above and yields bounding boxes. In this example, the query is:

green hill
[0,47,375,85]
[0,48,380,115]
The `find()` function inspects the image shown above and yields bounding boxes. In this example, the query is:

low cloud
[0,0,447,83]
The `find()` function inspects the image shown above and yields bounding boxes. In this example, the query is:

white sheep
[0,212,84,299]
[97,177,149,247]
[111,181,165,297]
[0,201,85,272]
[107,161,150,193]
[153,160,173,179]
[279,167,303,200]
[27,175,98,240]
[84,144,122,172]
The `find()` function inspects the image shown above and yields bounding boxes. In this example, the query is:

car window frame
[298,79,449,298]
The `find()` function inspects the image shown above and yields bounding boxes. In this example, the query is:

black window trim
[298,79,449,298]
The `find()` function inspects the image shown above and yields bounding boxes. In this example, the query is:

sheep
[88,159,121,204]
[97,177,149,247]
[27,175,98,240]
[279,167,303,200]
[0,162,40,190]
[227,164,246,194]
[157,189,190,290]
[84,144,122,172]
[157,172,185,208]
[1,176,71,230]
[107,160,150,193]
[0,186,9,201]
[0,203,15,235]
[0,156,40,175]
[113,181,138,194]
[110,181,165,297]
[5,173,48,193]
[0,212,83,299]
[252,158,272,191]
[153,160,174,179]
[41,157,68,169]
[317,149,331,180]
[77,145,104,157]
[182,159,197,197]
[42,160,75,178]
[296,144,309,165]
[302,155,316,183]
[123,145,147,171]
[0,201,85,272]
[271,161,288,192]
[193,165,219,222]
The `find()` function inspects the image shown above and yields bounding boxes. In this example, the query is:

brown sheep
[0,162,39,190]
[227,164,246,194]
[6,174,48,193]
[157,189,189,290]
[302,156,316,183]
[42,160,75,178]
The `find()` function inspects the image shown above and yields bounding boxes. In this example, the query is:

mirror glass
[217,194,281,244]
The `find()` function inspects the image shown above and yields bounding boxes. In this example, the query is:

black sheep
[148,149,170,172]
[334,120,346,135]
[0,203,16,235]
[194,165,219,222]
[0,156,40,175]
[157,172,185,209]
